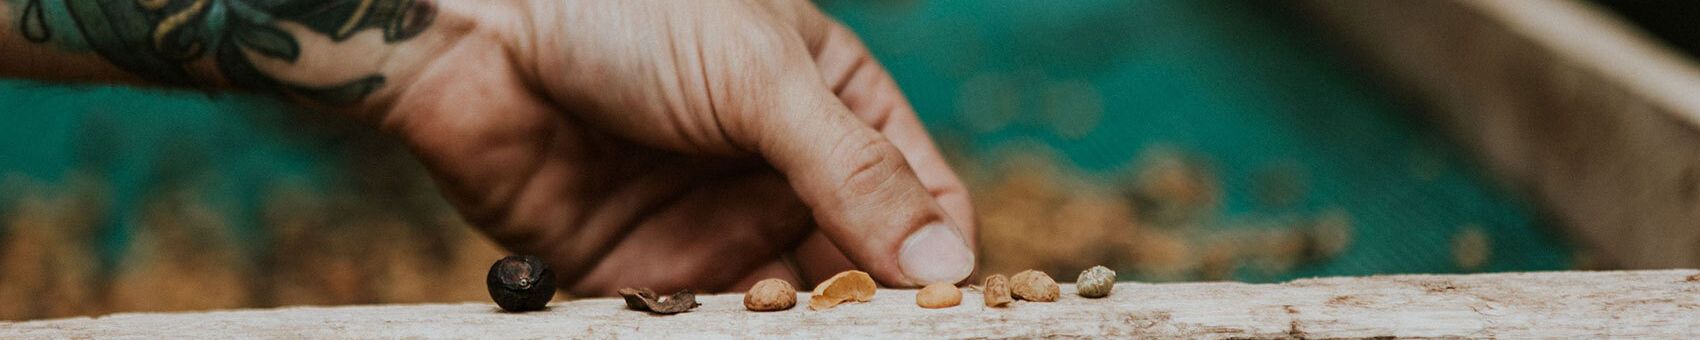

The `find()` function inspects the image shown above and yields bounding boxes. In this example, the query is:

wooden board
[1298,0,1700,269]
[4,270,1698,338]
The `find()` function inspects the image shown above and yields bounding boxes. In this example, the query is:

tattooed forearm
[11,0,435,104]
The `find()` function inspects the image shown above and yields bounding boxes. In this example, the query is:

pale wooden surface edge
[3,270,1697,339]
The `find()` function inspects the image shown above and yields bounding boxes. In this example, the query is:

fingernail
[899,223,975,285]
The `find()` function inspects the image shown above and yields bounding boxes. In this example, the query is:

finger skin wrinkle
[862,96,896,132]
[658,29,702,151]
[832,130,907,201]
[691,20,738,155]
[929,183,964,199]
[830,50,871,95]
[654,11,719,155]
[838,65,899,131]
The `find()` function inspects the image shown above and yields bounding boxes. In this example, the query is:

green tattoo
[15,0,435,104]
[10,0,88,49]
[17,0,48,42]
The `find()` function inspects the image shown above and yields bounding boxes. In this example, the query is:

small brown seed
[1076,265,1116,298]
[810,270,877,310]
[915,283,962,309]
[486,255,555,312]
[982,274,1013,307]
[1010,270,1059,302]
[744,278,797,312]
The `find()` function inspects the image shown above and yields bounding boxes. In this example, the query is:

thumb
[745,76,975,287]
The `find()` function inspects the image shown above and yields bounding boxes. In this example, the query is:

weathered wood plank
[1298,0,1700,269]
[3,270,1697,338]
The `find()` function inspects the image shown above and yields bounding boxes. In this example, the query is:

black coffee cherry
[487,255,556,312]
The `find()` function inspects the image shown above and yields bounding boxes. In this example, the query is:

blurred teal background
[818,0,1572,278]
[0,0,1576,319]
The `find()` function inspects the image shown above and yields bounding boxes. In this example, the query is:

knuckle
[833,131,908,200]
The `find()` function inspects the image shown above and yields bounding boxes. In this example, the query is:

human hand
[382,0,976,295]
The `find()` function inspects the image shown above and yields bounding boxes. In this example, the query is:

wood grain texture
[4,270,1698,338]
[1298,0,1700,270]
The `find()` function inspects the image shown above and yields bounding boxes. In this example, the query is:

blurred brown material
[970,144,1352,283]
[108,188,249,312]
[0,175,106,320]
[0,161,511,320]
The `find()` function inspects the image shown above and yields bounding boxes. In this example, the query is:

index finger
[811,21,977,251]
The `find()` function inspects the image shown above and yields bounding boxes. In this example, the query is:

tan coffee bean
[744,278,796,311]
[1010,270,1059,302]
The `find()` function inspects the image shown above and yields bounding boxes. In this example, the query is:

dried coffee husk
[618,287,700,314]
[809,270,876,310]
[982,274,1013,307]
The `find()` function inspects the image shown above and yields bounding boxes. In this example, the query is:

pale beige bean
[915,283,961,309]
